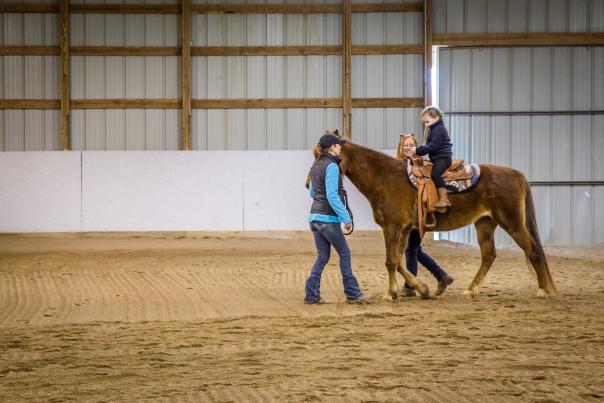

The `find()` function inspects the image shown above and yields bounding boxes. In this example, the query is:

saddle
[410,158,476,238]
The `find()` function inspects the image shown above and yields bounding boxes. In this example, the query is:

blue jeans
[404,230,447,290]
[305,221,363,301]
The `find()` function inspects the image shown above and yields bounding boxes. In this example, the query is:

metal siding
[508,0,529,32]
[267,109,286,150]
[596,48,604,110]
[191,12,343,150]
[530,116,550,181]
[510,48,532,111]
[350,10,422,149]
[432,0,604,34]
[440,46,603,113]
[68,12,180,150]
[572,47,592,110]
[466,0,487,33]
[1,9,60,150]
[573,186,594,244]
[594,116,604,182]
[572,115,592,180]
[569,0,589,32]
[492,48,510,111]
[470,49,491,112]
[438,47,601,243]
[596,187,604,243]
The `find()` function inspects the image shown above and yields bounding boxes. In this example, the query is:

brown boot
[435,187,451,208]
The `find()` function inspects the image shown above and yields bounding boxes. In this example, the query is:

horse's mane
[342,141,406,172]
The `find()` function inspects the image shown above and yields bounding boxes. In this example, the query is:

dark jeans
[431,157,452,188]
[404,230,447,290]
[305,221,363,301]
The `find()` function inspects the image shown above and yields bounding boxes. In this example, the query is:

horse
[337,140,557,301]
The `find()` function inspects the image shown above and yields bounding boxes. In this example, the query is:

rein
[342,188,354,236]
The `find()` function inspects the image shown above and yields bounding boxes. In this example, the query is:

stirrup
[424,212,437,228]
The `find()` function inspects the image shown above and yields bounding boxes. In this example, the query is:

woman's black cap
[318,134,346,149]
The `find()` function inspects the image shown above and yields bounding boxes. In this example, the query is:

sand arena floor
[0,231,603,402]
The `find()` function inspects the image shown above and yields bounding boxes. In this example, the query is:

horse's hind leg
[494,212,553,297]
[464,216,498,298]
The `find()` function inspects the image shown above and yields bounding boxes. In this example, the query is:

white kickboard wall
[0,151,391,233]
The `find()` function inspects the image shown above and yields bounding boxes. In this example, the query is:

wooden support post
[60,0,70,150]
[341,0,352,139]
[181,0,192,150]
[424,0,433,107]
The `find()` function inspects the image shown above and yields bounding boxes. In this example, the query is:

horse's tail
[523,179,557,294]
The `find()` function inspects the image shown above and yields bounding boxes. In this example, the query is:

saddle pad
[406,162,481,194]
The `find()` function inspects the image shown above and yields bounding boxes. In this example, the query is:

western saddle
[410,157,474,238]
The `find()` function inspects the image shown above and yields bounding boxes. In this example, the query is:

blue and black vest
[309,153,346,217]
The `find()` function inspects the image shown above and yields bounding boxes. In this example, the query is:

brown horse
[337,141,557,301]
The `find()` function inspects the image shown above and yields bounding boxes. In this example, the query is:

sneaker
[304,298,329,305]
[400,287,417,297]
[346,293,373,304]
[436,275,454,296]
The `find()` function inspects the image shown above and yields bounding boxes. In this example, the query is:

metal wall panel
[351,108,423,149]
[1,11,60,151]
[436,112,603,246]
[192,108,342,151]
[69,12,180,150]
[439,47,604,112]
[438,44,603,245]
[433,0,604,34]
[190,11,343,150]
[350,10,424,150]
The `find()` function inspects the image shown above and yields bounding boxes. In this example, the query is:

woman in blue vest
[304,133,372,305]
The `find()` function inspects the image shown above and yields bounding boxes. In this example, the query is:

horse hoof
[417,284,430,299]
[382,293,397,302]
[463,288,478,298]
[536,289,547,298]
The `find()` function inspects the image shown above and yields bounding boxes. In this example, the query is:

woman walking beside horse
[304,132,373,305]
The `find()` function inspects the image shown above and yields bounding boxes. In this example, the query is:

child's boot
[435,188,451,208]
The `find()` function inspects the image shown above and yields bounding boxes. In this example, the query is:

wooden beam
[351,98,425,108]
[351,44,424,55]
[0,4,58,13]
[0,45,427,57]
[60,0,70,151]
[192,3,341,14]
[424,0,433,106]
[71,47,180,56]
[0,2,423,14]
[0,100,60,109]
[351,2,423,12]
[192,98,342,109]
[181,0,192,151]
[342,0,352,138]
[433,32,604,47]
[0,46,60,56]
[70,4,180,14]
[192,46,341,56]
[0,98,427,110]
[71,100,180,109]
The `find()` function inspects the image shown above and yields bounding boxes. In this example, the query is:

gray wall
[433,0,604,34]
[432,0,604,246]
[0,0,425,151]
[436,46,604,246]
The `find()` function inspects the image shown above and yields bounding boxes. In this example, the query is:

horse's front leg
[381,225,402,302]
[396,229,430,298]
